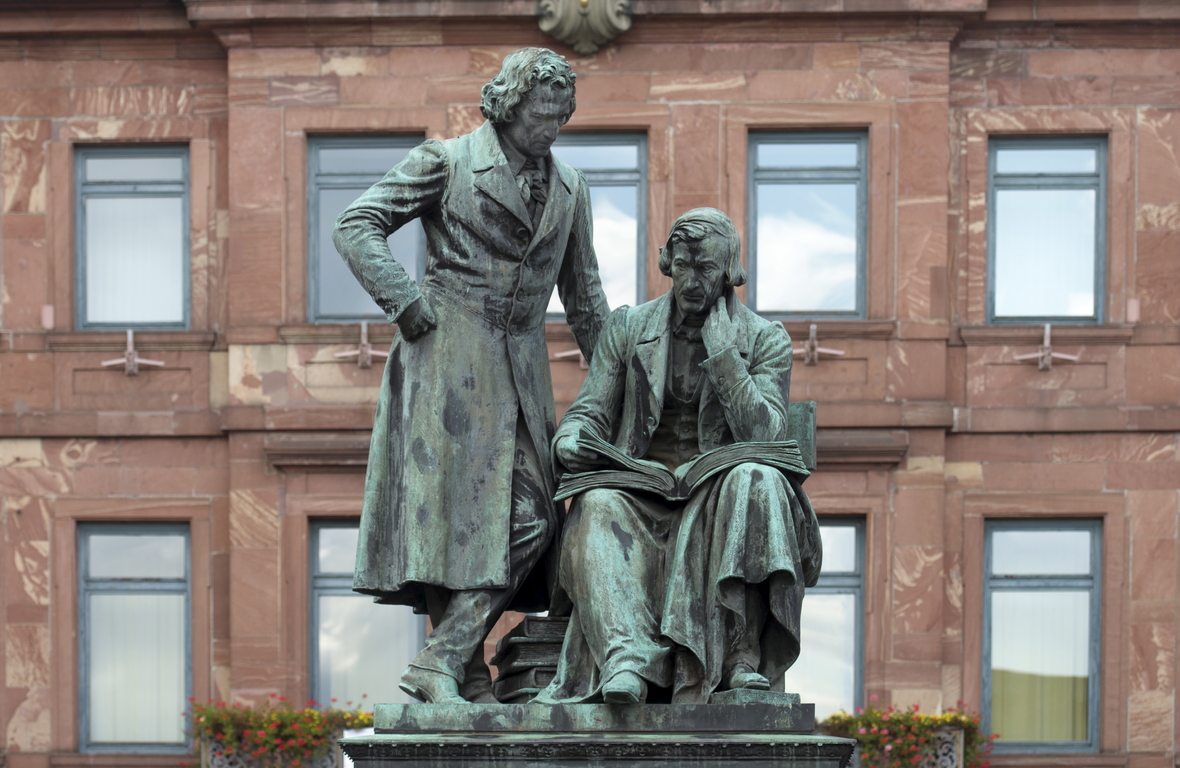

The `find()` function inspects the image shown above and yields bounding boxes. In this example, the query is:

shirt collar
[497,133,548,178]
[670,300,706,340]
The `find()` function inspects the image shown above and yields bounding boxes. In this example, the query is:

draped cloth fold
[534,461,820,704]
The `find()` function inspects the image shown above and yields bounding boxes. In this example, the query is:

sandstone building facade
[1,0,1179,765]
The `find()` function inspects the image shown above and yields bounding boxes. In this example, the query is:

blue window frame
[987,137,1107,324]
[782,518,864,719]
[309,521,425,706]
[307,136,427,322]
[75,146,190,330]
[548,133,648,315]
[78,523,190,753]
[983,519,1102,752]
[748,132,868,318]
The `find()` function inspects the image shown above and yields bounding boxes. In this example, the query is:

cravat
[519,159,547,227]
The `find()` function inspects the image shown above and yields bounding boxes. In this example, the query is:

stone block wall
[0,1,1177,766]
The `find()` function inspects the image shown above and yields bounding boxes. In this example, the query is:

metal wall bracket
[101,330,165,377]
[538,0,632,55]
[792,324,846,366]
[1013,323,1080,371]
[333,321,389,369]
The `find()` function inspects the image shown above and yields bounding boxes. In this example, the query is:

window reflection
[77,147,188,329]
[311,522,423,707]
[991,590,1090,742]
[985,521,1101,749]
[756,183,858,313]
[309,138,426,321]
[750,134,866,316]
[994,189,1096,318]
[989,139,1105,323]
[79,524,189,750]
[548,135,646,313]
[781,521,863,719]
[992,529,1091,576]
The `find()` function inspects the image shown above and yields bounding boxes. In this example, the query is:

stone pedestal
[341,693,855,768]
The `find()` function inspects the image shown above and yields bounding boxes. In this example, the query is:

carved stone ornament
[537,0,632,55]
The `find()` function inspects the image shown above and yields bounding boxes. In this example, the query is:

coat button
[515,226,529,241]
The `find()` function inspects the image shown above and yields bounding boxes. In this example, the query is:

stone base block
[342,700,855,768]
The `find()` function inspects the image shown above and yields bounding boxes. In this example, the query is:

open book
[554,432,809,503]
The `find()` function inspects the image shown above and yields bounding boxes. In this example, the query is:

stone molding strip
[954,325,1135,347]
[45,330,218,352]
[264,428,908,470]
[343,736,853,763]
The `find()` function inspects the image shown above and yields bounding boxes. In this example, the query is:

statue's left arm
[555,170,610,362]
[701,321,793,443]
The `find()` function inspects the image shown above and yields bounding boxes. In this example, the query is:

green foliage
[821,701,997,768]
[187,695,374,767]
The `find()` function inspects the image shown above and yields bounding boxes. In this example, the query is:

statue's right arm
[553,306,630,469]
[332,140,448,325]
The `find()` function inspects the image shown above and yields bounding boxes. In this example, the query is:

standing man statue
[536,208,822,705]
[333,48,609,705]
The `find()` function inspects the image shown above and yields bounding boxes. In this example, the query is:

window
[78,523,189,752]
[308,136,427,322]
[749,132,867,317]
[75,146,189,330]
[310,521,424,705]
[548,133,647,313]
[984,520,1102,751]
[988,137,1107,323]
[782,519,864,719]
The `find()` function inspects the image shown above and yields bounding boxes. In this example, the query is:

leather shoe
[461,657,499,703]
[399,666,466,704]
[602,671,647,704]
[725,663,770,691]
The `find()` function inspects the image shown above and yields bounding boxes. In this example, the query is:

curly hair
[657,207,748,287]
[480,48,577,126]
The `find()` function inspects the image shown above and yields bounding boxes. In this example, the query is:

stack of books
[490,615,568,703]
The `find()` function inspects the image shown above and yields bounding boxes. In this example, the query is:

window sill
[987,754,1124,767]
[954,324,1134,347]
[781,320,895,340]
[278,323,396,346]
[51,753,189,767]
[545,320,900,342]
[46,330,217,352]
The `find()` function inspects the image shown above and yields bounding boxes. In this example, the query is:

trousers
[408,413,552,684]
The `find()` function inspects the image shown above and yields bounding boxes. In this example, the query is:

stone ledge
[374,698,814,734]
[343,733,854,767]
[782,320,896,341]
[816,429,909,469]
[954,325,1134,347]
[49,754,189,767]
[254,429,907,471]
[46,330,218,352]
[278,323,398,346]
[264,431,371,470]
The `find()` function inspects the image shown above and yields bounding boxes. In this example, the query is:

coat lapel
[631,294,672,453]
[470,122,533,232]
[527,157,575,255]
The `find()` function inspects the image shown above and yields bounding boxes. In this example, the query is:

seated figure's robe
[536,292,822,704]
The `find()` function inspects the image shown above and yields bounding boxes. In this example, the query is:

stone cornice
[954,324,1135,347]
[45,331,218,352]
[262,427,909,470]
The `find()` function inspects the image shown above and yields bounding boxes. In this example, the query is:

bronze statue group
[333,47,822,707]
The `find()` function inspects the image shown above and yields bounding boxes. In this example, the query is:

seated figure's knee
[573,488,631,521]
[729,461,787,486]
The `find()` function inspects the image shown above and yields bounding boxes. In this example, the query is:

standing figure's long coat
[333,121,609,613]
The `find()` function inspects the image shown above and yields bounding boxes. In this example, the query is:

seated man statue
[535,208,822,705]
